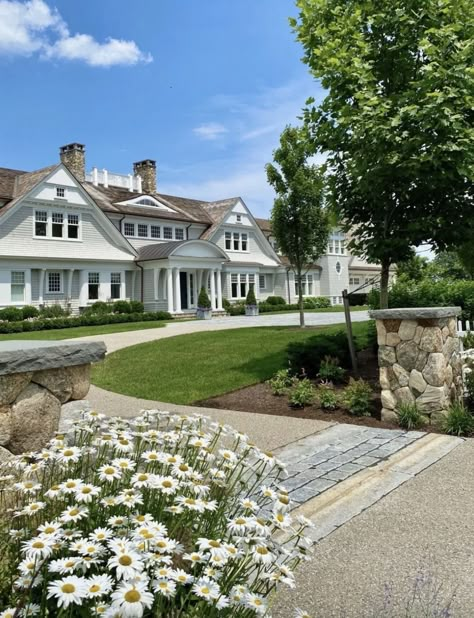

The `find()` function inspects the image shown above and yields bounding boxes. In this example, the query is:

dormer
[116,195,175,212]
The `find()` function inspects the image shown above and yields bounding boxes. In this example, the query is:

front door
[179,271,188,310]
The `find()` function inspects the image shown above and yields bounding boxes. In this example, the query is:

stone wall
[369,307,463,423]
[0,340,106,457]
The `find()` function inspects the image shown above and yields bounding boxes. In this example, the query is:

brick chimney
[133,159,156,194]
[60,143,86,181]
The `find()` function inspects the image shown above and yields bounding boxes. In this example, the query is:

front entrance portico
[137,240,228,314]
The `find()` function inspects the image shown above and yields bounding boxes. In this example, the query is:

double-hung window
[241,233,248,251]
[259,274,266,290]
[124,223,135,237]
[163,227,173,240]
[56,187,65,198]
[11,271,25,302]
[48,272,62,293]
[88,272,100,300]
[35,211,48,236]
[110,273,121,299]
[150,225,161,239]
[52,212,64,238]
[67,214,79,239]
[225,232,232,251]
[175,228,184,240]
[138,224,148,238]
[231,274,238,298]
[233,233,240,251]
[239,274,247,298]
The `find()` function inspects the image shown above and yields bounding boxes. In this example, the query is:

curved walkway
[75,310,369,353]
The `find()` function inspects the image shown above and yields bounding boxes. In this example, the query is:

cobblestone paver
[276,425,425,506]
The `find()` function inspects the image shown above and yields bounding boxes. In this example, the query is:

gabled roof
[255,217,272,234]
[0,165,58,218]
[136,239,228,261]
[0,167,26,199]
[199,198,241,240]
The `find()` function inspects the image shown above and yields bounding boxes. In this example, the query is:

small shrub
[259,303,298,313]
[317,356,346,383]
[0,307,23,322]
[222,298,231,312]
[343,378,372,416]
[463,331,474,350]
[396,402,426,430]
[289,378,315,408]
[197,286,212,309]
[40,305,68,318]
[442,402,474,436]
[317,383,339,410]
[246,286,257,306]
[465,370,474,411]
[129,300,144,313]
[268,369,293,396]
[265,295,286,305]
[303,296,331,309]
[112,300,132,314]
[21,305,39,319]
[287,330,352,378]
[85,301,112,315]
[227,304,245,316]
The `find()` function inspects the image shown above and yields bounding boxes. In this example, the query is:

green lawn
[262,305,368,315]
[92,322,371,405]
[0,320,168,341]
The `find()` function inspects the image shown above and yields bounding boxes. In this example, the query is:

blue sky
[0,0,324,217]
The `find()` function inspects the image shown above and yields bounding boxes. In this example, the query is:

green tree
[427,250,472,280]
[293,0,474,307]
[266,125,330,327]
[397,252,429,282]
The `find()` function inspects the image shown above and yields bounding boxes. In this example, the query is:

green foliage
[317,356,346,383]
[287,330,352,377]
[342,378,372,416]
[268,369,294,396]
[85,301,112,315]
[266,125,330,326]
[303,296,331,309]
[289,377,315,408]
[317,383,339,410]
[0,307,23,322]
[397,253,430,283]
[463,332,474,350]
[348,293,367,307]
[294,0,474,308]
[129,300,144,313]
[40,305,69,318]
[464,371,474,411]
[396,403,426,430]
[21,305,39,319]
[265,296,287,306]
[368,279,474,322]
[427,251,471,281]
[113,300,132,314]
[442,402,474,436]
[246,286,257,306]
[197,287,212,309]
[222,298,231,312]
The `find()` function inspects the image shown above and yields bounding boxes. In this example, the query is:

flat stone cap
[369,307,461,320]
[0,340,107,376]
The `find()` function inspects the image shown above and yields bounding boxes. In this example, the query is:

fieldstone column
[370,307,463,423]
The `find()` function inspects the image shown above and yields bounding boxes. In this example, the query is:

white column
[103,169,109,188]
[154,268,161,300]
[79,270,88,306]
[186,272,191,309]
[217,270,223,310]
[24,269,32,304]
[92,167,99,186]
[67,269,74,301]
[120,271,126,299]
[196,269,203,295]
[210,269,216,310]
[131,270,137,300]
[38,269,46,305]
[174,267,182,313]
[167,269,174,313]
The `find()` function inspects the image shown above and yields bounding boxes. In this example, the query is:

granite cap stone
[369,307,461,320]
[0,340,106,376]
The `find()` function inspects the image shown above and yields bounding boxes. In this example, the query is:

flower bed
[0,409,313,616]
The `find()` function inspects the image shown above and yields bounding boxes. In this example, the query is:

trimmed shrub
[85,301,113,315]
[303,296,331,309]
[342,378,372,416]
[227,304,245,316]
[442,402,474,436]
[463,331,474,350]
[40,305,69,318]
[265,295,286,305]
[396,402,426,430]
[268,369,293,396]
[0,307,23,322]
[258,303,299,313]
[129,300,144,313]
[21,305,39,319]
[317,384,339,410]
[289,378,315,408]
[113,300,132,314]
[222,298,231,312]
[287,330,352,378]
[246,286,257,306]
[197,287,212,309]
[465,371,474,411]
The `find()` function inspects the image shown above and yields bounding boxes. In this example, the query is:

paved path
[76,310,369,353]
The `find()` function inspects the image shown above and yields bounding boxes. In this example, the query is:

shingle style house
[0,143,382,314]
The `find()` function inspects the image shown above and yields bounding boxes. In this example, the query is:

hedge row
[368,280,474,321]
[0,311,171,334]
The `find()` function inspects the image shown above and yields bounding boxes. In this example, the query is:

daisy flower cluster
[0,409,314,617]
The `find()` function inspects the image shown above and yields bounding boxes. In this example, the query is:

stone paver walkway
[277,424,426,505]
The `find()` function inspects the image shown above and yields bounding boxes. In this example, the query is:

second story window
[67,214,79,239]
[56,187,65,198]
[163,227,173,240]
[124,223,135,237]
[151,225,161,239]
[236,214,242,222]
[241,233,248,251]
[175,228,184,240]
[52,212,63,238]
[225,232,231,250]
[138,224,148,238]
[35,211,47,236]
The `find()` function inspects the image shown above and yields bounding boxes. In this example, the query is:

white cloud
[0,0,151,66]
[193,123,228,140]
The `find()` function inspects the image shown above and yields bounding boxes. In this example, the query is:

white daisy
[111,580,154,615]
[47,575,88,608]
[86,574,114,598]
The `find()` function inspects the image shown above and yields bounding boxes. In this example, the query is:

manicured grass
[92,322,371,405]
[0,321,168,341]
[263,305,368,315]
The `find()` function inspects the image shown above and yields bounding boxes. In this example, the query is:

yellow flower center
[276,514,284,522]
[185,498,195,505]
[256,547,269,555]
[279,495,290,505]
[119,439,129,445]
[87,546,95,553]
[138,474,148,482]
[82,487,92,494]
[44,527,55,534]
[179,464,188,471]
[159,582,168,589]
[61,583,75,593]
[90,584,100,593]
[162,480,172,488]
[157,541,166,548]
[148,454,158,460]
[65,561,75,568]
[66,482,75,488]
[32,541,44,549]
[235,518,246,525]
[119,555,132,566]
[104,467,115,475]
[201,587,210,594]
[167,457,176,463]
[209,540,220,548]
[124,589,141,603]
[69,509,79,516]
[24,482,33,488]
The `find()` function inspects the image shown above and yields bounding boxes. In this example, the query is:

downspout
[186,224,192,240]
[118,215,125,234]
[136,261,144,303]
[286,268,291,304]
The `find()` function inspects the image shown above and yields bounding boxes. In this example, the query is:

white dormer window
[56,187,65,198]
[116,195,175,212]
[236,214,242,222]
[136,198,158,207]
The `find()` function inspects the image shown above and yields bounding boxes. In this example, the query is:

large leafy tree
[266,125,330,327]
[293,0,474,307]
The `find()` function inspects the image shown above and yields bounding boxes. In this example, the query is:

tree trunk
[297,269,305,327]
[380,259,391,309]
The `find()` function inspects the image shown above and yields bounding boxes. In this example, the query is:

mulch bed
[197,347,439,432]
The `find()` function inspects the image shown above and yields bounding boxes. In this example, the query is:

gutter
[136,261,144,303]
[186,224,192,240]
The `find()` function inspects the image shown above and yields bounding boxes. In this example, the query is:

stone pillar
[369,307,463,423]
[167,269,174,313]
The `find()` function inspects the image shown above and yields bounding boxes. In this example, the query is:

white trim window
[259,274,266,290]
[349,277,360,286]
[47,272,62,294]
[230,273,255,298]
[67,214,79,239]
[295,274,314,296]
[226,231,249,252]
[34,210,81,240]
[56,187,66,198]
[335,261,342,275]
[52,212,64,238]
[138,224,148,238]
[110,273,121,300]
[88,272,100,300]
[11,271,25,303]
[163,227,173,240]
[175,227,184,240]
[124,223,135,237]
[327,235,346,255]
[236,214,242,222]
[150,225,161,239]
[225,232,231,251]
[34,210,48,237]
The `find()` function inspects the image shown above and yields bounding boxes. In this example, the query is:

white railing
[85,168,142,192]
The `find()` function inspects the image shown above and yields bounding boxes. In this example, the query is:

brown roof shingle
[255,217,272,233]
[0,167,26,199]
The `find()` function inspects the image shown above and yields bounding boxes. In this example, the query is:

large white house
[0,143,382,314]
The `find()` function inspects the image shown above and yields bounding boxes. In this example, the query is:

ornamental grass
[0,409,314,617]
